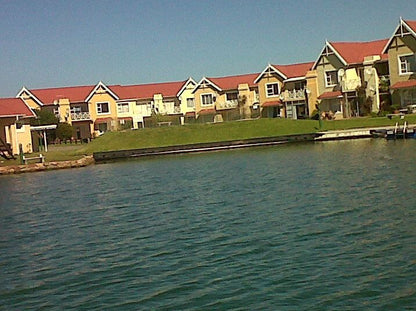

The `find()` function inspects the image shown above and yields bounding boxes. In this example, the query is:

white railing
[218,100,238,109]
[341,79,361,92]
[282,89,305,101]
[71,112,91,121]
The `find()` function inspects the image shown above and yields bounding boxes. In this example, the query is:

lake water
[1,139,415,310]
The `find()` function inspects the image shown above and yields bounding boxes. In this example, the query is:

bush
[56,123,74,140]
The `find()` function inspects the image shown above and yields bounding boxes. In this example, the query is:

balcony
[71,112,91,121]
[217,100,238,109]
[341,79,361,92]
[281,89,306,102]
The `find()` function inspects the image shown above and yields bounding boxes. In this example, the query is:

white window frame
[265,83,280,97]
[96,101,110,114]
[398,53,416,75]
[117,102,130,113]
[201,93,214,106]
[186,98,195,108]
[325,70,338,87]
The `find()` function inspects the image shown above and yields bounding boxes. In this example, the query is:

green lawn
[2,115,415,166]
[78,115,416,153]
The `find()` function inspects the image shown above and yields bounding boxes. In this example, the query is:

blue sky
[1,0,416,97]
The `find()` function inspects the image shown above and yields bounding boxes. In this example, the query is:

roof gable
[85,81,119,102]
[382,18,416,53]
[0,98,36,118]
[176,77,197,97]
[313,39,387,69]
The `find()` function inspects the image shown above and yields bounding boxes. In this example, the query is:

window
[186,98,195,108]
[266,83,279,97]
[399,54,416,75]
[226,92,238,101]
[70,106,81,113]
[325,71,338,87]
[117,103,129,113]
[96,102,110,114]
[201,94,214,105]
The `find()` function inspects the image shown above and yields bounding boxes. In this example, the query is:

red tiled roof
[0,98,35,118]
[272,62,314,79]
[262,100,282,107]
[198,108,216,115]
[30,85,96,105]
[330,39,388,64]
[390,80,416,90]
[318,91,342,100]
[405,20,416,32]
[111,81,186,100]
[95,117,113,123]
[207,73,258,90]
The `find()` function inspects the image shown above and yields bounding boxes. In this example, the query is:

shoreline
[0,155,95,175]
[0,125,413,175]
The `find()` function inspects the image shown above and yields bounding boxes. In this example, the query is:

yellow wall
[179,83,196,115]
[19,91,41,110]
[257,74,283,106]
[194,84,219,114]
[305,70,319,115]
[0,118,33,154]
[88,90,118,130]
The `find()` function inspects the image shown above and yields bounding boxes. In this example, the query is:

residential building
[0,98,36,157]
[383,18,416,112]
[313,39,389,118]
[255,62,316,119]
[111,78,195,128]
[193,73,259,122]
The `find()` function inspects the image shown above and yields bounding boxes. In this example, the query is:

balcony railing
[281,89,306,101]
[218,100,238,109]
[71,112,91,121]
[341,79,361,92]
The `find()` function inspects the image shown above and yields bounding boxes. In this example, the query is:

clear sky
[1,0,416,97]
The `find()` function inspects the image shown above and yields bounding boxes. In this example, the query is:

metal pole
[43,130,48,152]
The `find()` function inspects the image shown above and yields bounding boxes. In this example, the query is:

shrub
[56,123,74,140]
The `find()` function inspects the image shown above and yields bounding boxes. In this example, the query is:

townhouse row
[1,18,416,156]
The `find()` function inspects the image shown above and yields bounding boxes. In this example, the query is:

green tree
[30,109,59,126]
[56,122,73,140]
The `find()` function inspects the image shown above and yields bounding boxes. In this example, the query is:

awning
[118,117,133,121]
[390,80,416,90]
[318,91,342,100]
[95,117,112,124]
[185,112,196,117]
[262,101,282,107]
[198,109,216,115]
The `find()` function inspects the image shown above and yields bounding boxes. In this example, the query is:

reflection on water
[1,139,415,310]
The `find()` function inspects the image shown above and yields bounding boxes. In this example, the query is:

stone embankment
[0,155,95,175]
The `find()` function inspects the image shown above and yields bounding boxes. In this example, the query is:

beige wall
[388,36,416,86]
[257,74,283,107]
[315,54,344,96]
[305,70,319,115]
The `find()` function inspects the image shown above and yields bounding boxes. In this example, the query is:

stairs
[0,136,15,160]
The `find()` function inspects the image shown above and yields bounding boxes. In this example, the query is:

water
[0,139,415,310]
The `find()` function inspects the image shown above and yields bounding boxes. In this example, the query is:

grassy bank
[1,115,415,166]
